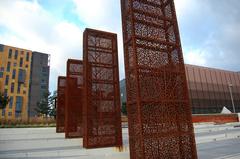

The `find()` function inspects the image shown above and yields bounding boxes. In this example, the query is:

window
[15,96,23,118]
[4,89,8,96]
[18,69,26,83]
[7,62,11,72]
[41,85,47,89]
[42,67,48,73]
[25,64,28,68]
[8,49,12,58]
[20,58,23,67]
[14,63,17,67]
[0,67,4,78]
[42,73,48,77]
[15,112,21,118]
[9,96,13,109]
[12,69,16,79]
[26,52,29,61]
[17,84,21,93]
[11,83,14,93]
[41,79,45,84]
[21,51,24,55]
[0,44,4,52]
[14,50,18,59]
[8,112,12,116]
[5,75,9,85]
[2,109,5,116]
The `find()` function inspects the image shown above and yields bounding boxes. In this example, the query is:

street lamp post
[228,83,236,113]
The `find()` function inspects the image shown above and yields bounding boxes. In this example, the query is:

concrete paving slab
[0,123,240,159]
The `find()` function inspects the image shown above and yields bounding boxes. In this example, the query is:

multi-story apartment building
[0,44,50,120]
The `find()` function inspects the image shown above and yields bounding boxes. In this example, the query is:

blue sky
[0,0,240,92]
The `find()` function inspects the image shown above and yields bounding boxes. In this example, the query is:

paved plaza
[0,123,240,159]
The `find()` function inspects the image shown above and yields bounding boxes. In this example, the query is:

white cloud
[72,0,125,80]
[73,0,119,30]
[175,0,240,72]
[174,0,189,17]
[174,0,200,19]
[184,49,207,66]
[73,0,107,25]
[0,0,83,91]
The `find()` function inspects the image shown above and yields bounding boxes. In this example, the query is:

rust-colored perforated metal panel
[121,0,198,158]
[56,76,66,133]
[83,28,123,148]
[65,59,84,138]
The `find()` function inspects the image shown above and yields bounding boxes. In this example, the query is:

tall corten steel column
[65,59,84,138]
[83,28,122,148]
[56,76,66,133]
[121,0,197,158]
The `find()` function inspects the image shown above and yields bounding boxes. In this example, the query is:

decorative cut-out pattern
[83,28,122,148]
[65,59,84,138]
[56,76,66,133]
[121,0,197,158]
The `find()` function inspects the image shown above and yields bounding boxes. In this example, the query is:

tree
[49,91,57,118]
[0,92,9,109]
[35,91,51,117]
[35,91,57,118]
[121,102,127,116]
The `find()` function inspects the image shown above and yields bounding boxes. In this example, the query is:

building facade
[28,52,50,117]
[0,44,49,120]
[120,64,240,114]
[186,64,240,114]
